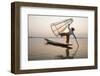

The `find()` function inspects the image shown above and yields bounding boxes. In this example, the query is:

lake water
[28,37,88,60]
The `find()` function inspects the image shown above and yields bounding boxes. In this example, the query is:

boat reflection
[56,46,79,59]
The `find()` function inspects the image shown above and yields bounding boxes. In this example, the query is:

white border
[20,7,95,70]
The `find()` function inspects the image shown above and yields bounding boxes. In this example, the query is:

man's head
[71,27,75,31]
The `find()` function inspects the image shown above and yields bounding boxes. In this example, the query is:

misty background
[28,15,88,38]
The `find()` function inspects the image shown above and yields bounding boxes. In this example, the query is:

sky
[28,15,88,38]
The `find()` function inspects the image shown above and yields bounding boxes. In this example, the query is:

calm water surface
[28,38,88,60]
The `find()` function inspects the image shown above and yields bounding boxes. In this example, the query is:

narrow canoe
[44,38,72,49]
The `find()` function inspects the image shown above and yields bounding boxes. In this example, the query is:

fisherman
[59,24,78,46]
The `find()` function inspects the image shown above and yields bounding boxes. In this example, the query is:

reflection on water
[28,38,88,60]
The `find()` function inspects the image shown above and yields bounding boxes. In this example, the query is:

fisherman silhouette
[45,18,79,59]
[59,24,77,45]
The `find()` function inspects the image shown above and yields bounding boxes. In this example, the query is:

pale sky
[28,15,88,37]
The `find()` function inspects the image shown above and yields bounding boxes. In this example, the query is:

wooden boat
[44,38,72,49]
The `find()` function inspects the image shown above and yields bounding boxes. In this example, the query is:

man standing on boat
[59,24,79,47]
[50,18,79,47]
